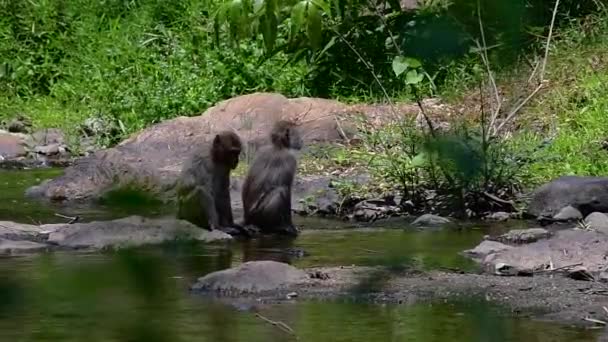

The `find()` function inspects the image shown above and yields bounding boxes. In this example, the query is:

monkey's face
[213,131,242,169]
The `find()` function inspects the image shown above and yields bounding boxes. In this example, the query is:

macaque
[241,120,303,236]
[177,131,243,235]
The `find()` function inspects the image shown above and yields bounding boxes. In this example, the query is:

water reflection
[0,246,598,341]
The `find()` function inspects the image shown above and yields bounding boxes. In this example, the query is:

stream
[0,169,600,341]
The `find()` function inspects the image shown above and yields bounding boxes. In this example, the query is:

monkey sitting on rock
[241,120,303,236]
[176,131,247,236]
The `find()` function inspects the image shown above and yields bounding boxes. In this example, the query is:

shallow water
[0,169,600,341]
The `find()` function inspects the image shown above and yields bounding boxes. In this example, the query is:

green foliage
[0,0,308,141]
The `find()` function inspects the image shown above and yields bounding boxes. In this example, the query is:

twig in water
[254,313,297,337]
[54,213,80,224]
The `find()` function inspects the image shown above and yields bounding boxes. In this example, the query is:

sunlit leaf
[404,57,421,68]
[405,69,424,84]
[392,56,408,76]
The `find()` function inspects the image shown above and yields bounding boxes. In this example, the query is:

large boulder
[527,176,608,218]
[191,260,309,294]
[0,132,26,159]
[25,93,447,203]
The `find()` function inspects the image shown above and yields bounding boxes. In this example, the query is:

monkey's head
[212,131,242,169]
[270,120,303,150]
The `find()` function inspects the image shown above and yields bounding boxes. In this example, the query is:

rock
[484,211,511,221]
[191,260,308,294]
[26,93,449,203]
[584,212,608,234]
[478,229,608,275]
[0,220,46,242]
[462,240,513,260]
[31,128,65,146]
[44,216,232,249]
[489,228,551,245]
[352,199,401,222]
[0,239,49,255]
[82,117,114,137]
[411,214,451,227]
[527,176,608,217]
[552,205,583,222]
[7,115,31,134]
[0,133,26,159]
[598,271,608,283]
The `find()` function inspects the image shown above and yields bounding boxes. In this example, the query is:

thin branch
[539,0,561,82]
[476,1,501,140]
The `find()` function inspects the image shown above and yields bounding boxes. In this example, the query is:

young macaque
[177,131,244,235]
[241,120,303,236]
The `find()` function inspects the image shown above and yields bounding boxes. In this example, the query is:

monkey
[241,120,303,236]
[176,131,245,235]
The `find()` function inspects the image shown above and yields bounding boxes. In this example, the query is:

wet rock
[191,260,308,294]
[527,176,608,217]
[44,216,232,249]
[462,240,513,260]
[584,212,608,234]
[490,228,551,245]
[411,214,451,227]
[0,239,49,255]
[484,211,511,222]
[552,205,583,222]
[0,133,26,159]
[479,229,608,275]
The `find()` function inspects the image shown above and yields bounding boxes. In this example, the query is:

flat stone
[412,214,451,227]
[191,260,309,294]
[45,216,232,249]
[463,240,513,260]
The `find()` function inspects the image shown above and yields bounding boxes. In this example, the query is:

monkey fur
[177,131,242,233]
[241,120,302,236]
